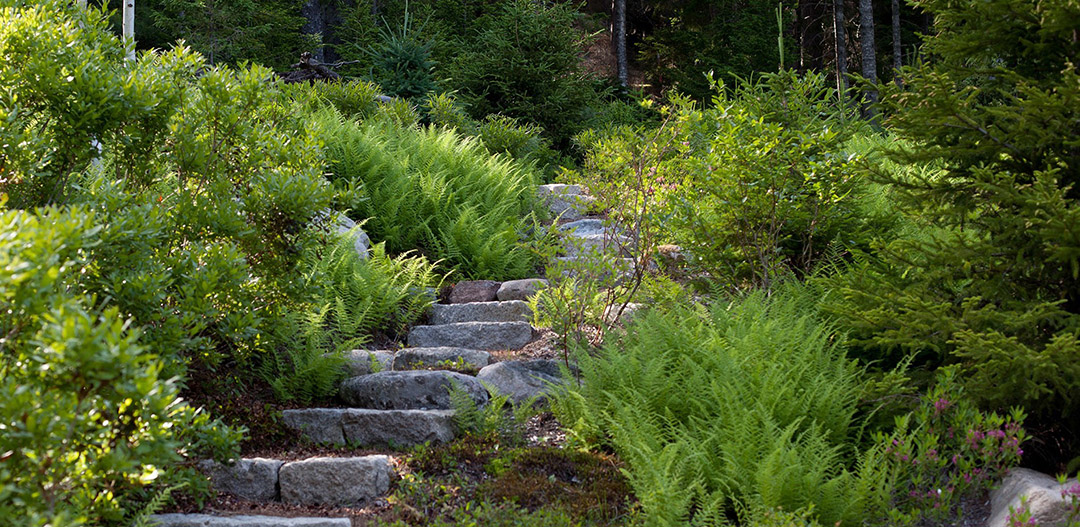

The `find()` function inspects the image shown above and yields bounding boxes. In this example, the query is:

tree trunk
[122,0,135,61]
[613,0,628,87]
[892,0,901,84]
[833,0,848,95]
[858,0,877,114]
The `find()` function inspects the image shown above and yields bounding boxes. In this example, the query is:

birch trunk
[123,0,135,61]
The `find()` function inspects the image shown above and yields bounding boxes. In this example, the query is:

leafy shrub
[0,204,240,526]
[363,8,438,102]
[312,108,540,279]
[282,79,385,121]
[574,71,876,290]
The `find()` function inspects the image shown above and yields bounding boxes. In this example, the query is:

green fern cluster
[313,108,541,279]
[260,236,439,403]
[450,382,539,446]
[550,284,888,525]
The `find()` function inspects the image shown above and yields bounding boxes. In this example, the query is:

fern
[126,483,186,527]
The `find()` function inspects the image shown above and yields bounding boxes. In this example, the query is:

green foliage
[445,0,602,150]
[638,0,796,100]
[363,7,439,102]
[576,71,875,290]
[450,382,539,445]
[551,285,871,525]
[0,205,240,526]
[282,79,385,121]
[827,0,1080,426]
[312,108,540,279]
[137,0,315,68]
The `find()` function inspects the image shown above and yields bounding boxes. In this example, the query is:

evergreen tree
[834,0,1080,449]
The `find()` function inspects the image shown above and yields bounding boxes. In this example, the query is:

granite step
[283,407,456,446]
[339,370,489,410]
[407,321,534,351]
[151,514,349,527]
[429,300,531,324]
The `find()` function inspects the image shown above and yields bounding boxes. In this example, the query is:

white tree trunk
[123,0,135,61]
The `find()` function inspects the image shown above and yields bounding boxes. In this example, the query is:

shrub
[0,204,240,526]
[363,8,438,102]
[312,108,540,279]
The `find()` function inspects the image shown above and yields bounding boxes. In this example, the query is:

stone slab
[342,408,456,446]
[477,359,570,405]
[279,456,391,507]
[407,321,534,351]
[197,458,283,502]
[989,468,1080,527]
[496,279,549,301]
[340,370,489,410]
[448,280,501,303]
[391,347,491,370]
[341,350,393,376]
[150,514,349,527]
[429,301,531,325]
[282,408,345,445]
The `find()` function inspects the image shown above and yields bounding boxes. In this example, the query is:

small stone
[341,350,393,376]
[496,279,549,301]
[429,301,531,325]
[477,359,571,405]
[339,370,489,410]
[342,409,456,446]
[391,347,491,370]
[988,468,1080,527]
[279,456,392,507]
[407,321,534,351]
[281,408,345,445]
[197,458,283,502]
[449,280,501,303]
[149,514,351,527]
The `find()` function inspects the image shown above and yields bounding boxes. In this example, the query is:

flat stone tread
[151,514,350,527]
[282,408,457,446]
[429,300,531,324]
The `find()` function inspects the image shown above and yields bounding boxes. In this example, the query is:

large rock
[392,347,491,371]
[197,458,283,502]
[282,408,457,446]
[448,280,501,303]
[342,408,456,446]
[151,514,349,527]
[496,279,549,301]
[407,321,534,351]
[281,408,347,444]
[538,184,594,221]
[341,350,393,376]
[429,301,531,325]
[558,218,605,236]
[279,456,392,507]
[339,370,489,410]
[989,468,1080,527]
[334,215,371,260]
[477,359,570,404]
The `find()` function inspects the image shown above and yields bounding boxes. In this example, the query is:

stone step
[283,408,456,446]
[407,321,534,351]
[391,347,491,370]
[558,218,605,236]
[562,233,633,258]
[151,514,349,527]
[496,278,548,301]
[342,349,393,376]
[478,359,572,405]
[339,370,489,410]
[429,300,531,324]
[279,456,392,507]
[192,455,392,508]
[537,184,594,221]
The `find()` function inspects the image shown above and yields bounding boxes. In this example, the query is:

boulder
[988,468,1080,527]
[197,458,283,502]
[341,350,393,376]
[477,359,571,405]
[342,408,456,446]
[279,456,392,507]
[449,280,501,303]
[391,347,491,371]
[496,279,549,301]
[334,215,371,260]
[537,184,593,220]
[150,514,350,527]
[281,408,346,445]
[339,370,489,410]
[407,321,534,351]
[429,301,531,325]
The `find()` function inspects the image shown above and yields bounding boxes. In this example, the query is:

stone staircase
[152,185,614,527]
